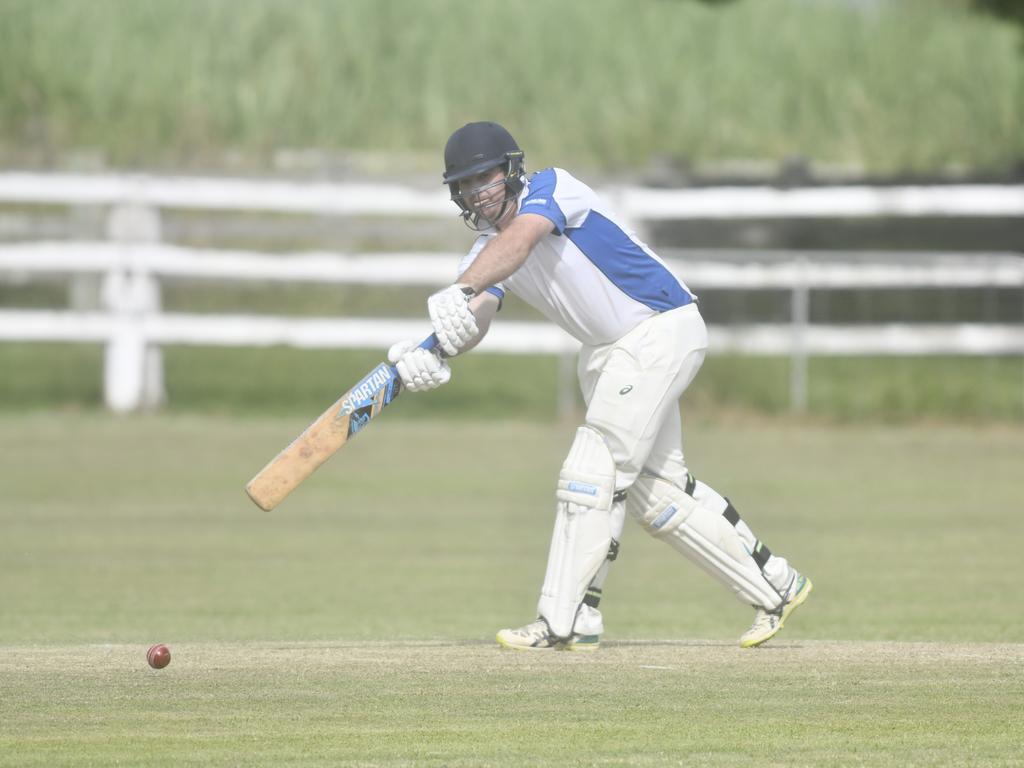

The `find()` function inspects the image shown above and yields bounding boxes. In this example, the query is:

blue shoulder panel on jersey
[518,169,567,234]
[566,211,693,312]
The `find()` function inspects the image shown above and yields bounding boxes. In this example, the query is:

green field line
[2,342,1023,422]
[2,415,1022,764]
[1,641,1022,766]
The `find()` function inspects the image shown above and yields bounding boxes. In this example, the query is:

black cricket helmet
[442,121,526,230]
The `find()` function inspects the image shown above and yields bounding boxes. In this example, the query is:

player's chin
[475,203,504,226]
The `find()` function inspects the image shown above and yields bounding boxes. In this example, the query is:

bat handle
[417,333,451,359]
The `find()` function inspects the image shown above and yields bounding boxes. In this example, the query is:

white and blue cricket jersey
[458,168,695,346]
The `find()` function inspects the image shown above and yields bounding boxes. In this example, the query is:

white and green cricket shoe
[496,618,600,652]
[739,574,813,648]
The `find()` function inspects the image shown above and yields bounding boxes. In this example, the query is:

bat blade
[245,360,403,511]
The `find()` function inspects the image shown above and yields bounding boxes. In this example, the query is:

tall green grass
[1,0,1021,173]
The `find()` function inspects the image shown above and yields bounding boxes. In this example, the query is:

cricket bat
[245,334,439,511]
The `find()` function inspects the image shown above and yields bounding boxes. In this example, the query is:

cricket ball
[147,643,171,669]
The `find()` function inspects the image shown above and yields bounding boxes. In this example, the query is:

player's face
[458,167,513,225]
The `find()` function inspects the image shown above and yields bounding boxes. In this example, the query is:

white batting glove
[428,284,478,357]
[387,340,451,392]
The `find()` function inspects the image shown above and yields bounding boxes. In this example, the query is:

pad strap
[724,499,772,567]
[627,474,784,610]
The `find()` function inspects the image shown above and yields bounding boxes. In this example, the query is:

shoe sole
[495,633,600,652]
[740,576,813,649]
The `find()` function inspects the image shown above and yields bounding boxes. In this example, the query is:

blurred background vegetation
[1,0,1021,423]
[1,0,1021,176]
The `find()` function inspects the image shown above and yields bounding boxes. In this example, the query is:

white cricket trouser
[578,303,706,489]
[564,303,795,636]
[558,305,705,636]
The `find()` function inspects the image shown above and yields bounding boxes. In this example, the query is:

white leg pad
[628,474,783,610]
[537,427,616,638]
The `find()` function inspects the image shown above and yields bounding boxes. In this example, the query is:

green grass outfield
[2,342,1023,423]
[1,414,1022,765]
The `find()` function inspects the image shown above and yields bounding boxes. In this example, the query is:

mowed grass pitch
[1,414,1022,766]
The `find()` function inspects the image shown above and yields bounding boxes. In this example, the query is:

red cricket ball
[147,643,171,669]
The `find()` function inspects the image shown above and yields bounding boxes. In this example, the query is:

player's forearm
[457,213,553,294]
[452,292,498,355]
[457,235,531,294]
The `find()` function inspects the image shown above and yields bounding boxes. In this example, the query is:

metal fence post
[790,257,809,413]
[102,204,165,412]
[557,350,577,422]
[1020,265,1024,421]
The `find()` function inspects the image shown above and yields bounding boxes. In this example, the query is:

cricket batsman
[387,121,812,650]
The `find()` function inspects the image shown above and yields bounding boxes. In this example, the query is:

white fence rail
[1,172,1023,413]
[5,241,1024,289]
[3,172,1024,218]
[2,241,1022,413]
